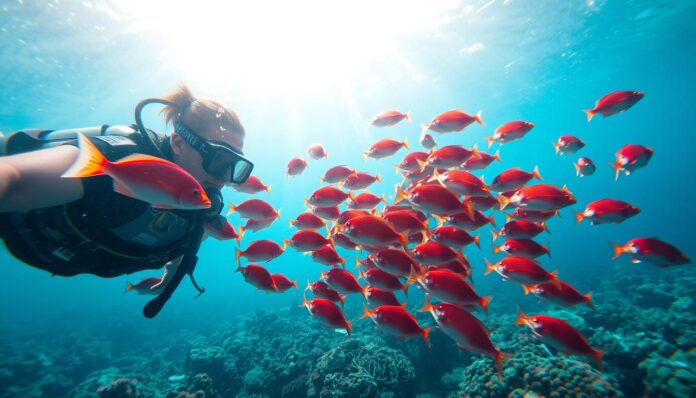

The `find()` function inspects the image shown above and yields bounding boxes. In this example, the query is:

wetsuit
[0,131,203,277]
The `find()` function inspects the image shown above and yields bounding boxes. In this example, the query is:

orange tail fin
[473,234,481,249]
[583,109,595,123]
[548,270,562,289]
[474,110,484,125]
[531,165,542,181]
[592,349,604,371]
[484,258,496,275]
[609,242,624,259]
[495,351,512,381]
[480,296,492,315]
[515,307,527,325]
[61,133,109,178]
[125,282,135,293]
[574,211,584,224]
[585,291,595,310]
[422,327,432,348]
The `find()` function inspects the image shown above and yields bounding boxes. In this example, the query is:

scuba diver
[0,84,254,318]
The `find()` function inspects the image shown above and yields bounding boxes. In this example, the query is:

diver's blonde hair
[160,83,245,139]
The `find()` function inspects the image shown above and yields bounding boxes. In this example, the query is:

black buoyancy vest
[0,131,202,277]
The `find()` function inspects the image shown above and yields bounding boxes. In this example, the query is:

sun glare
[114,0,460,96]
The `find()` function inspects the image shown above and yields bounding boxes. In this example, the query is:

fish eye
[193,189,200,197]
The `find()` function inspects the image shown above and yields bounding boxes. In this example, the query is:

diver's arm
[0,146,84,212]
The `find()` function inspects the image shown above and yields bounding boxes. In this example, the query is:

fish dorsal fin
[116,153,175,166]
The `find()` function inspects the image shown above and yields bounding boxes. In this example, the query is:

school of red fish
[121,90,689,377]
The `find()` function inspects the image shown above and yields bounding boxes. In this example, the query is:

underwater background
[1,1,695,397]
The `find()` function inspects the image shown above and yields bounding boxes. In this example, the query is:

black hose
[134,98,174,158]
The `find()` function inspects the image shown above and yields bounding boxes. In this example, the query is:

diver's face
[171,127,245,190]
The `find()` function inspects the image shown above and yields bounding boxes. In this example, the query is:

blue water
[1,1,695,397]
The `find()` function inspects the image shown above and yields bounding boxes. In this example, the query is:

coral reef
[0,270,693,397]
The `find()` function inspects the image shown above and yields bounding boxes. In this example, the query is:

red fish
[348,192,385,210]
[62,133,210,210]
[240,217,276,235]
[303,297,351,336]
[204,215,240,242]
[493,238,550,259]
[431,169,489,197]
[271,274,297,292]
[611,144,653,181]
[312,205,341,220]
[402,167,434,186]
[231,176,271,194]
[306,143,328,160]
[341,215,408,250]
[359,268,409,295]
[553,135,585,155]
[365,138,409,160]
[484,257,559,286]
[290,212,327,230]
[333,233,359,250]
[284,230,332,252]
[311,245,345,267]
[492,219,548,240]
[422,297,509,377]
[235,240,284,264]
[321,165,354,184]
[461,150,501,171]
[335,209,371,226]
[368,110,410,127]
[611,238,690,268]
[227,199,279,220]
[502,184,576,211]
[287,157,308,176]
[363,286,401,307]
[440,210,495,231]
[575,199,640,225]
[489,167,542,192]
[307,186,349,207]
[306,280,345,306]
[423,145,477,169]
[422,110,483,134]
[382,210,428,235]
[574,157,596,177]
[411,241,463,265]
[466,194,498,211]
[236,264,276,291]
[321,268,363,294]
[516,310,603,369]
[341,172,381,190]
[373,248,420,277]
[356,254,379,270]
[523,281,594,310]
[397,151,430,172]
[419,132,437,149]
[382,205,428,222]
[487,121,534,147]
[395,184,471,216]
[125,277,164,295]
[584,90,644,122]
[507,209,560,223]
[430,226,480,249]
[363,305,430,346]
[426,259,472,280]
[410,270,490,313]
